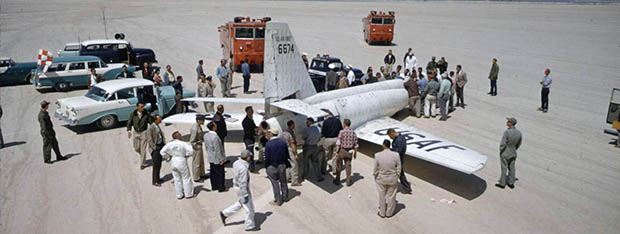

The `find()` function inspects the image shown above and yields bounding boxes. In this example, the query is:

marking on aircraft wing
[374,127,465,152]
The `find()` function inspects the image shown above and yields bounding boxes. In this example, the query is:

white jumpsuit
[160,139,194,199]
[222,159,255,230]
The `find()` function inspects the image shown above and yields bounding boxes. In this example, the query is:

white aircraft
[164,22,487,174]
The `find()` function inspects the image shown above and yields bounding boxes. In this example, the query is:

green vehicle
[54,79,195,129]
[34,56,136,92]
[0,57,37,86]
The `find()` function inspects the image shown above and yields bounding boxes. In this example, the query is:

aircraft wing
[354,117,487,174]
[162,112,263,131]
[270,99,328,119]
[182,97,265,104]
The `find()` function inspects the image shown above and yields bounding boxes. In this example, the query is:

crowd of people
[17,45,590,232]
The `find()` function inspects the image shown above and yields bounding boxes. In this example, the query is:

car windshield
[100,61,108,68]
[64,44,80,51]
[85,87,109,102]
[310,60,328,71]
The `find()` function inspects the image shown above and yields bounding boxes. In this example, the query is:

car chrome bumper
[54,111,78,126]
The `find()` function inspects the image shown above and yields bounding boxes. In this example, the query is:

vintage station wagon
[34,56,135,91]
[0,57,38,86]
[54,79,195,129]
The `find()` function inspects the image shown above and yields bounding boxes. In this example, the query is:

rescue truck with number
[218,17,271,72]
[362,11,395,45]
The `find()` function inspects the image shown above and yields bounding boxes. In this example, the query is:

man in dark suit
[118,65,135,78]
[213,104,228,144]
[38,101,67,163]
[148,114,165,186]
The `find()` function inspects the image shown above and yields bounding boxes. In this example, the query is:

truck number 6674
[278,43,295,54]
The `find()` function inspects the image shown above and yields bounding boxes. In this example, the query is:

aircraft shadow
[357,141,487,201]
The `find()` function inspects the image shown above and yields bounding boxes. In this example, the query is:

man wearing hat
[38,100,67,163]
[302,52,309,70]
[190,114,206,182]
[496,117,522,189]
[219,150,256,231]
[325,64,339,91]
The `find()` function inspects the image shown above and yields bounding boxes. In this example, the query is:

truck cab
[362,11,395,45]
[218,17,271,72]
[58,39,157,67]
[308,56,363,92]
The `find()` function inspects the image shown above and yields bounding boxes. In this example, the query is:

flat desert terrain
[1,0,619,233]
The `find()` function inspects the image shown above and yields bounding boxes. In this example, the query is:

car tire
[96,115,117,129]
[26,74,34,84]
[54,82,70,92]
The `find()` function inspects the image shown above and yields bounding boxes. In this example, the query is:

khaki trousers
[192,149,205,181]
[334,150,352,184]
[133,130,148,166]
[376,181,398,217]
[408,96,421,117]
[321,137,338,174]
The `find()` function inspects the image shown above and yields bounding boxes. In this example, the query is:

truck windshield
[383,18,394,24]
[371,18,382,24]
[86,87,108,102]
[255,28,265,38]
[235,28,254,39]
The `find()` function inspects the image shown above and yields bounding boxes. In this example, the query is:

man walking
[196,60,205,81]
[160,131,194,199]
[496,117,522,189]
[538,68,552,113]
[281,120,300,186]
[216,59,230,97]
[422,72,440,118]
[190,115,206,182]
[404,72,421,118]
[213,105,228,145]
[127,102,152,169]
[38,100,67,163]
[438,73,452,121]
[148,114,165,187]
[242,106,258,172]
[384,50,396,74]
[455,65,468,108]
[205,122,227,192]
[387,129,413,194]
[488,58,499,96]
[374,140,401,218]
[219,150,256,231]
[302,118,323,182]
[321,112,342,175]
[241,60,251,94]
[264,129,291,206]
[333,119,358,186]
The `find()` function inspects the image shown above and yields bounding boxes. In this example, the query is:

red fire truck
[362,11,395,45]
[218,17,271,72]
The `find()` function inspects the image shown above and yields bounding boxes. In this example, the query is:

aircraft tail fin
[263,22,317,102]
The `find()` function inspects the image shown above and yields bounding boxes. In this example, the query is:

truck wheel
[54,82,70,92]
[96,115,117,129]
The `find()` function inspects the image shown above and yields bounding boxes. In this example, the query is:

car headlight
[55,101,60,109]
[69,106,76,115]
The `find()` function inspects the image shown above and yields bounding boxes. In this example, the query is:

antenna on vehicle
[102,7,108,39]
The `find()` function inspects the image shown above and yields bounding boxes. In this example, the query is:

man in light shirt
[160,131,194,199]
[216,59,230,97]
[219,150,257,231]
[438,73,452,121]
[538,68,553,113]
